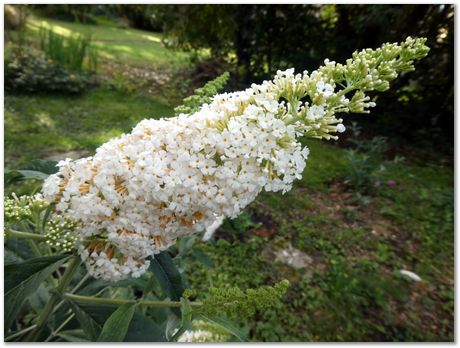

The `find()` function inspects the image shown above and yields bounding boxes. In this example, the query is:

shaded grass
[4,88,174,168]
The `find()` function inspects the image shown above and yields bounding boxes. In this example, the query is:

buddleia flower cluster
[41,37,429,281]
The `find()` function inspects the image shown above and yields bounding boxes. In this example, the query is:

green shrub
[5,46,95,94]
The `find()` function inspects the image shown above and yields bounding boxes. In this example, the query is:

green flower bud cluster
[44,216,79,252]
[174,72,230,115]
[4,193,48,224]
[271,37,429,140]
[202,279,290,318]
[319,37,429,93]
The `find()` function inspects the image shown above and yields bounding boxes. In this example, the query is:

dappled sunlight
[28,19,74,37]
[141,33,162,43]
[25,16,190,67]
[97,50,116,60]
[79,128,125,149]
[33,111,56,130]
[103,44,136,53]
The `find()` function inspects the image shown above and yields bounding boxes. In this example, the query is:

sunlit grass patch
[26,16,191,68]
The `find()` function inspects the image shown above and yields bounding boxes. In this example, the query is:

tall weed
[39,26,98,71]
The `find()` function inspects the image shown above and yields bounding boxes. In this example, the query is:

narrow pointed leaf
[15,170,50,180]
[197,314,248,342]
[149,251,185,301]
[68,302,167,342]
[192,248,215,268]
[57,329,89,342]
[142,273,157,297]
[21,159,59,175]
[97,303,137,342]
[68,301,101,341]
[4,254,70,333]
[124,314,167,342]
[171,297,194,341]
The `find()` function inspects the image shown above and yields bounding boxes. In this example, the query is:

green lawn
[5,89,174,167]
[25,15,191,68]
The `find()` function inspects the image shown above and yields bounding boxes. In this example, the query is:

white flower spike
[42,37,429,281]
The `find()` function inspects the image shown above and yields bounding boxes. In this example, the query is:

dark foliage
[113,5,163,31]
[33,4,97,24]
[155,4,454,155]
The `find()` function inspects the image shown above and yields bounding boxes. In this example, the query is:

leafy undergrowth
[4,88,174,168]
[184,140,454,342]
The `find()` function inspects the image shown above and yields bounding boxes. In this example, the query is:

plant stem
[27,240,42,256]
[62,293,203,308]
[44,313,75,342]
[336,83,356,98]
[26,256,81,342]
[52,273,92,315]
[8,225,60,285]
[5,325,37,342]
[70,273,91,293]
[8,229,46,241]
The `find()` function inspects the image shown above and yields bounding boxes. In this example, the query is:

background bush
[5,47,95,94]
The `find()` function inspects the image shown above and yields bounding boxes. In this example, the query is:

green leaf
[171,297,194,341]
[42,203,55,231]
[4,170,24,186]
[178,235,196,254]
[4,248,23,263]
[4,160,59,184]
[15,170,50,180]
[180,298,193,331]
[66,302,116,327]
[76,277,146,297]
[27,283,51,312]
[165,313,181,341]
[4,254,70,333]
[21,159,59,175]
[197,314,248,342]
[57,329,89,342]
[142,273,158,298]
[5,238,34,262]
[124,313,167,342]
[192,248,215,269]
[68,301,102,341]
[149,251,185,302]
[68,302,167,342]
[97,303,137,342]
